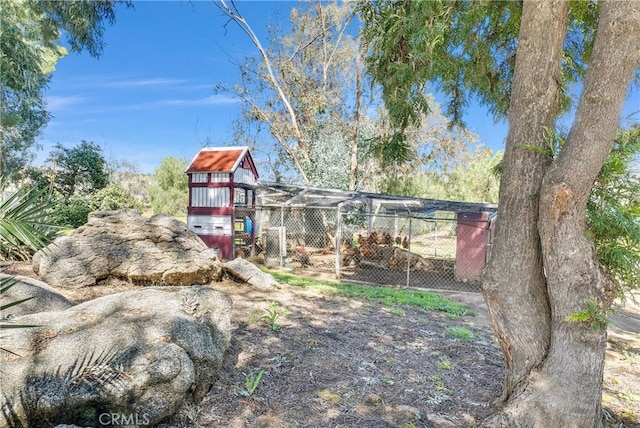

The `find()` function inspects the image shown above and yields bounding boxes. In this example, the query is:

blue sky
[38,1,639,175]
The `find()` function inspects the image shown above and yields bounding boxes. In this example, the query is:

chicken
[389,254,398,270]
[368,231,378,246]
[402,236,409,249]
[383,232,393,246]
[342,246,361,266]
[395,236,402,246]
[293,245,311,267]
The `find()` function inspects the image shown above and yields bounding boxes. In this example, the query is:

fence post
[367,198,373,234]
[405,217,412,289]
[280,206,285,267]
[484,214,495,267]
[232,205,236,259]
[335,204,343,279]
[434,219,438,257]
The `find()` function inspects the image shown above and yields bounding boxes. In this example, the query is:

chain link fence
[247,205,494,292]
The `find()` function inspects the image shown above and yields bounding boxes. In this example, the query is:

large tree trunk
[482,0,568,407]
[483,1,640,427]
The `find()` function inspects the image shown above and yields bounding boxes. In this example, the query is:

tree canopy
[359,0,602,146]
[148,157,188,217]
[215,0,485,194]
[0,0,127,178]
[47,141,109,198]
[215,0,371,189]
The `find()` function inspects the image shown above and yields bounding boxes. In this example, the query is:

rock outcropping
[32,211,223,288]
[224,257,281,290]
[0,285,232,427]
[0,273,74,318]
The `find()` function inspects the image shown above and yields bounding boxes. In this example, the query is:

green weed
[439,357,454,370]
[444,326,475,340]
[239,369,264,396]
[565,299,611,332]
[260,301,291,331]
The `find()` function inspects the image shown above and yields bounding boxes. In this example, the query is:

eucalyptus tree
[148,157,188,217]
[214,0,376,189]
[0,0,128,178]
[361,1,639,426]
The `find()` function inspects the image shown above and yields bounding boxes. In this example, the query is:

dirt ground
[2,261,639,427]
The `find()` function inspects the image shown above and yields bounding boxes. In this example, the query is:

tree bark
[535,1,640,426]
[482,0,568,405]
[350,52,363,190]
[483,1,640,427]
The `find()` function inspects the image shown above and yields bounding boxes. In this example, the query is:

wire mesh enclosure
[245,201,495,293]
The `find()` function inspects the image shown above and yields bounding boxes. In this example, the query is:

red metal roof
[186,147,248,173]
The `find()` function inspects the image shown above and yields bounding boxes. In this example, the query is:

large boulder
[0,286,232,427]
[0,273,75,318]
[32,211,224,288]
[224,257,281,290]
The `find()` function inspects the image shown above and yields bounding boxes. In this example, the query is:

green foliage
[30,141,140,227]
[360,1,521,133]
[0,182,60,260]
[92,183,142,212]
[377,172,424,198]
[240,369,264,396]
[149,157,188,216]
[260,301,291,332]
[52,196,95,229]
[377,145,502,203]
[0,0,127,178]
[444,326,475,340]
[155,156,188,191]
[587,126,640,295]
[218,1,385,189]
[565,300,611,333]
[48,141,109,198]
[437,147,502,203]
[149,186,188,217]
[51,183,141,228]
[359,1,599,161]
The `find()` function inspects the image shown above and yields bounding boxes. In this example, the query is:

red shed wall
[455,212,491,282]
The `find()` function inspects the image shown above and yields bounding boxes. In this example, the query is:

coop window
[191,173,208,183]
[191,187,229,207]
[211,172,229,182]
[234,188,246,205]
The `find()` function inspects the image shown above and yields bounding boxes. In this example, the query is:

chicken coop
[185,146,258,260]
[254,182,498,292]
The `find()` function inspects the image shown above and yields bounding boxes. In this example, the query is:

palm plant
[1,181,60,346]
[0,180,60,261]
